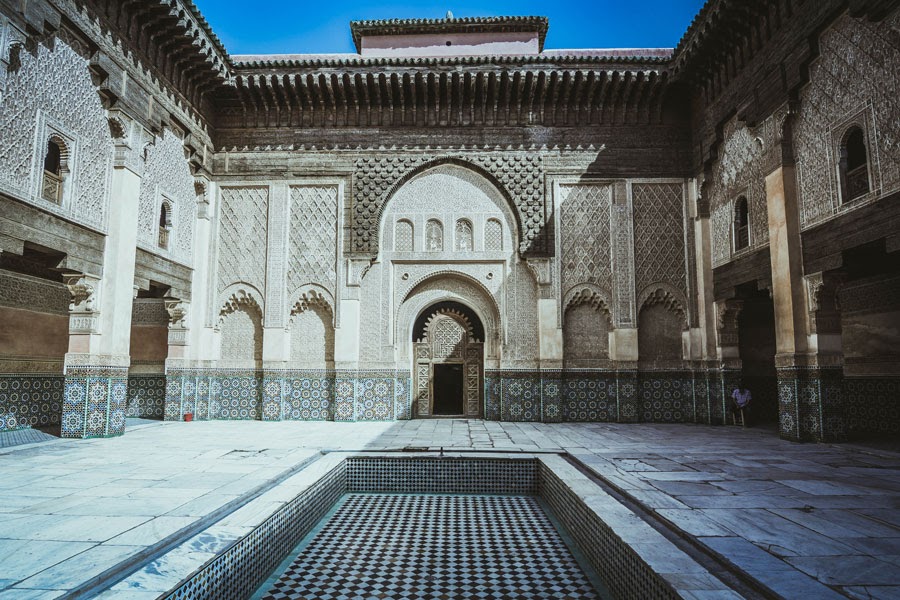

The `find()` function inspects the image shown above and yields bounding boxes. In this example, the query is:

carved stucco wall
[708,113,783,268]
[288,185,338,302]
[633,182,688,305]
[136,129,195,265]
[564,303,610,365]
[558,184,612,303]
[220,304,263,363]
[290,304,335,367]
[361,164,536,367]
[0,28,112,232]
[638,303,683,366]
[216,186,268,301]
[794,10,900,229]
[353,154,544,254]
[381,165,515,256]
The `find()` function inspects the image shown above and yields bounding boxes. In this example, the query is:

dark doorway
[433,364,464,415]
[738,291,778,424]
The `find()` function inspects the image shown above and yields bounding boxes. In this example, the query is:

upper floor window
[425,219,443,251]
[733,196,749,251]
[484,218,503,251]
[394,219,413,252]
[158,201,172,249]
[455,219,473,251]
[840,126,869,202]
[41,137,67,204]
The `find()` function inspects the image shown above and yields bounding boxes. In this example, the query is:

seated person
[730,385,752,426]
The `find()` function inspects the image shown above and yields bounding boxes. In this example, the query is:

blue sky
[193,0,707,55]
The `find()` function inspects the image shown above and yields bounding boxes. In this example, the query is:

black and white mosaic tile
[260,494,600,600]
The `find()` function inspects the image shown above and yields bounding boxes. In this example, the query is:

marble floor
[0,420,898,599]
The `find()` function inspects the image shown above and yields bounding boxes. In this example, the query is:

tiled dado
[62,366,128,438]
[487,369,705,424]
[165,370,412,423]
[846,377,900,435]
[777,365,847,443]
[0,374,63,432]
[126,375,166,419]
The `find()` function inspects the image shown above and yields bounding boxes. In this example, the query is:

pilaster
[611,180,636,330]
[61,119,143,438]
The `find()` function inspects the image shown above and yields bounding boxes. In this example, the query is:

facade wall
[794,10,900,229]
[0,25,113,232]
[840,275,900,436]
[0,270,68,430]
[1,1,896,436]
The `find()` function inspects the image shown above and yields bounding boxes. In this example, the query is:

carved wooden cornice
[77,0,231,109]
[217,64,672,130]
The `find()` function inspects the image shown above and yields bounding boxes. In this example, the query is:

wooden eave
[80,0,232,108]
[216,60,675,129]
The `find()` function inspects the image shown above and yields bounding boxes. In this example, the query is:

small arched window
[733,196,749,251]
[484,219,503,251]
[395,219,413,251]
[41,137,67,204]
[158,202,172,249]
[455,219,473,251]
[840,126,869,202]
[425,219,443,252]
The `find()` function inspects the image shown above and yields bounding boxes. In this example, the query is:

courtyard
[0,421,898,599]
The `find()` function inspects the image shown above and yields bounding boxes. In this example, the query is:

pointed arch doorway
[412,301,484,418]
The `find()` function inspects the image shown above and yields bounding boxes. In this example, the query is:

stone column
[164,175,214,421]
[61,119,143,438]
[790,272,847,442]
[692,178,720,423]
[765,125,844,442]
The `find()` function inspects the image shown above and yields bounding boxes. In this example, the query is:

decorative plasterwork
[164,298,188,328]
[63,272,101,334]
[217,286,263,327]
[0,27,113,232]
[289,284,335,324]
[714,298,743,348]
[795,12,899,228]
[563,284,613,326]
[353,155,543,255]
[638,285,688,329]
[217,185,268,296]
[610,182,636,328]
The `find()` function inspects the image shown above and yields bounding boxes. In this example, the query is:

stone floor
[0,420,898,599]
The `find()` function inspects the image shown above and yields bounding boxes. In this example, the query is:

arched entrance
[412,301,484,418]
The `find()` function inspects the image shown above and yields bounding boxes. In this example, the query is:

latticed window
[455,219,473,251]
[395,219,413,251]
[484,219,502,251]
[733,196,749,251]
[840,127,869,202]
[41,138,66,204]
[158,202,172,249]
[425,219,443,251]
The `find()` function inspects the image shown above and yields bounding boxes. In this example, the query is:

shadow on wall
[737,293,778,424]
